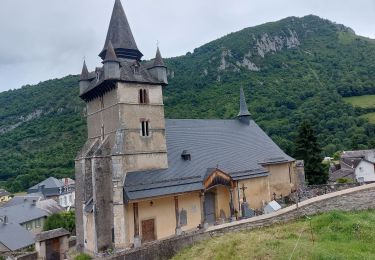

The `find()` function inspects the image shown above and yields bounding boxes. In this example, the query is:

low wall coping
[207,183,375,232]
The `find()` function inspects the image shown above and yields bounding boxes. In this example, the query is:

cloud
[0,0,373,91]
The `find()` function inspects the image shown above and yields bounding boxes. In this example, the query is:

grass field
[173,210,375,260]
[360,112,375,124]
[344,95,375,108]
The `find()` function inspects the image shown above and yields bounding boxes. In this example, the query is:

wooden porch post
[229,188,236,221]
[200,191,207,228]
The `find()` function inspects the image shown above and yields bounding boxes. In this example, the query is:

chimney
[32,199,37,206]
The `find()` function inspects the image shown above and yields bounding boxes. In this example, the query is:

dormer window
[181,150,191,161]
[132,62,140,74]
[140,120,150,137]
[139,89,148,104]
[96,71,100,82]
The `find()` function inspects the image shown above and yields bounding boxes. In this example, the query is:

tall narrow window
[140,120,150,137]
[139,89,148,104]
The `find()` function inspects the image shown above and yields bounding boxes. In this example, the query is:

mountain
[1,15,374,192]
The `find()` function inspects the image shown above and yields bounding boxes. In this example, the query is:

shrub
[74,253,92,260]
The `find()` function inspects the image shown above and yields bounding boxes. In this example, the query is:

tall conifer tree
[295,121,328,184]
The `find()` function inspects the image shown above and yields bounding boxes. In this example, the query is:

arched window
[140,120,150,137]
[139,89,148,104]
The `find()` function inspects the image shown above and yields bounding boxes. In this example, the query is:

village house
[330,150,375,183]
[75,0,302,253]
[27,177,75,208]
[0,197,63,254]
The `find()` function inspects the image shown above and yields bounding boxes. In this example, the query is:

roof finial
[237,87,251,124]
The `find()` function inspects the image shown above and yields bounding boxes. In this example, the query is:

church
[75,0,301,253]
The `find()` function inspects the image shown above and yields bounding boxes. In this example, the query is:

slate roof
[3,194,43,207]
[0,189,10,197]
[0,223,35,251]
[341,158,362,169]
[124,119,294,200]
[0,203,48,224]
[329,168,356,182]
[27,177,73,197]
[342,150,373,158]
[153,47,166,67]
[35,228,70,242]
[79,0,167,101]
[237,87,251,117]
[99,0,142,60]
[80,60,89,81]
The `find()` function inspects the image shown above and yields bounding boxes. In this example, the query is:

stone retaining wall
[104,183,375,260]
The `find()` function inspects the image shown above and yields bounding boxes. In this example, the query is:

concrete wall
[178,192,201,232]
[104,183,375,260]
[215,186,230,220]
[266,162,295,198]
[128,197,175,244]
[127,192,202,245]
[238,176,271,210]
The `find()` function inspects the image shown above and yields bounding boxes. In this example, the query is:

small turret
[148,47,168,86]
[103,41,121,80]
[237,87,251,125]
[79,60,90,95]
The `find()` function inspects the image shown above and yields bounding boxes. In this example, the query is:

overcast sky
[0,0,374,92]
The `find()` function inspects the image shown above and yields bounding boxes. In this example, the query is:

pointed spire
[80,60,89,81]
[237,87,251,124]
[153,47,166,67]
[104,41,118,62]
[99,0,143,60]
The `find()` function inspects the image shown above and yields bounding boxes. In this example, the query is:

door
[46,238,60,260]
[204,192,216,224]
[142,219,156,243]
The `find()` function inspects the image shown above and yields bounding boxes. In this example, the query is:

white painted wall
[59,191,75,208]
[355,160,375,182]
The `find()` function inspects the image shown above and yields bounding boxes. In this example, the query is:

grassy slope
[361,113,375,124]
[173,210,375,260]
[344,95,375,108]
[344,95,375,124]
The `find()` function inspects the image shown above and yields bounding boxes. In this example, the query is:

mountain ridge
[0,15,374,192]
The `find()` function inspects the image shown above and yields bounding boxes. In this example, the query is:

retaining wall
[104,183,375,260]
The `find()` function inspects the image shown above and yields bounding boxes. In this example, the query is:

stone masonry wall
[103,183,375,260]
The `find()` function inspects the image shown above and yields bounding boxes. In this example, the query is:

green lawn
[173,210,375,260]
[344,95,375,108]
[360,112,375,124]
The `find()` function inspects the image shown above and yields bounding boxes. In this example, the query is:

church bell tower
[75,0,168,253]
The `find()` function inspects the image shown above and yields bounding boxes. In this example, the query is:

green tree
[43,211,75,234]
[294,121,328,184]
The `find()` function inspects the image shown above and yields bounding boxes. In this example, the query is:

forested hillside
[1,15,374,192]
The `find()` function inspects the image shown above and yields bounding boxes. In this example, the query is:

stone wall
[102,183,375,260]
[296,183,360,201]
